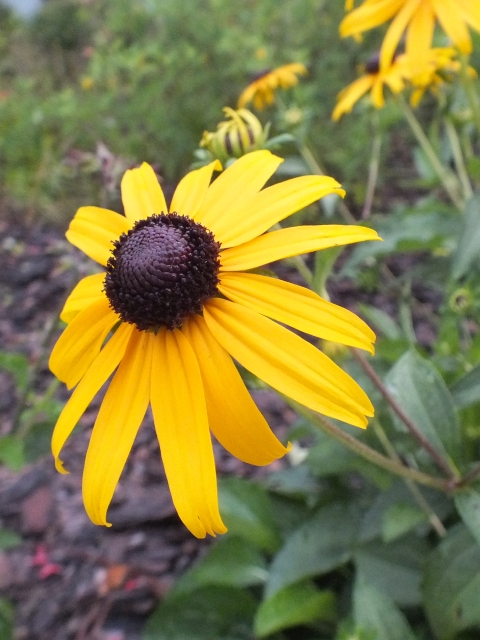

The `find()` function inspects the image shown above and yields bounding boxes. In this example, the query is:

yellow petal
[170,160,222,219]
[82,328,153,526]
[121,162,168,223]
[204,298,373,428]
[458,0,480,33]
[210,175,345,249]
[60,273,106,324]
[379,0,421,70]
[52,323,134,473]
[405,1,435,64]
[220,224,381,272]
[182,315,290,465]
[194,150,283,234]
[218,272,375,353]
[340,0,404,37]
[50,299,119,390]
[66,207,131,267]
[332,75,374,121]
[432,0,472,54]
[150,328,226,538]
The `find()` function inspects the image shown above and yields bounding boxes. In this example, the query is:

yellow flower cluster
[334,0,480,118]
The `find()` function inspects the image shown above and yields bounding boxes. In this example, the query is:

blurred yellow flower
[49,151,378,538]
[200,107,267,161]
[238,63,307,110]
[409,47,477,107]
[332,52,410,120]
[255,46,268,61]
[340,0,480,71]
[81,77,94,91]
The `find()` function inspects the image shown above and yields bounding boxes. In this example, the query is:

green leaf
[0,437,24,471]
[254,581,335,638]
[0,598,13,640]
[218,478,281,553]
[169,536,267,597]
[143,586,256,640]
[381,503,426,542]
[424,524,480,640]
[354,536,428,607]
[385,349,462,465]
[340,206,457,277]
[450,363,480,409]
[353,577,416,640]
[265,502,360,597]
[0,530,21,550]
[454,488,480,547]
[0,352,29,391]
[358,305,402,340]
[452,194,480,279]
[264,465,321,502]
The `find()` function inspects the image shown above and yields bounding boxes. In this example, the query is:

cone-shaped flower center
[105,213,221,331]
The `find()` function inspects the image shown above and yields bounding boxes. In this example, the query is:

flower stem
[350,347,460,480]
[444,117,473,201]
[362,123,382,219]
[460,54,480,137]
[297,143,357,224]
[396,94,464,210]
[371,419,446,536]
[284,396,450,493]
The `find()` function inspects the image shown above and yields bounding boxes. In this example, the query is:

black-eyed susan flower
[340,0,480,71]
[49,150,379,538]
[200,107,267,162]
[332,51,410,120]
[408,47,477,107]
[237,63,307,110]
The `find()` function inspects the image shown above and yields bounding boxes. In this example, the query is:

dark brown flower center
[104,213,221,331]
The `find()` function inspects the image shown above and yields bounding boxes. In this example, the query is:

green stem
[297,143,357,224]
[460,54,480,136]
[371,419,446,536]
[362,128,382,219]
[397,94,464,210]
[444,117,473,201]
[285,397,450,493]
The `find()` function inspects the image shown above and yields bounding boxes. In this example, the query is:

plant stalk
[350,348,460,480]
[397,94,464,210]
[285,397,451,493]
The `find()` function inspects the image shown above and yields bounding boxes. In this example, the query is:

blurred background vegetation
[0,0,442,223]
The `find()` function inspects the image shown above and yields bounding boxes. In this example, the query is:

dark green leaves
[254,581,335,638]
[385,349,462,466]
[143,587,256,640]
[424,525,480,640]
[218,478,281,552]
[265,502,360,597]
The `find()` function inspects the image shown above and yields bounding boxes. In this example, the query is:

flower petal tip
[54,459,69,474]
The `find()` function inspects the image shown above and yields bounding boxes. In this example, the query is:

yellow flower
[200,107,267,161]
[49,150,379,538]
[238,63,307,110]
[408,47,477,107]
[81,77,94,91]
[332,52,410,120]
[340,0,480,71]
